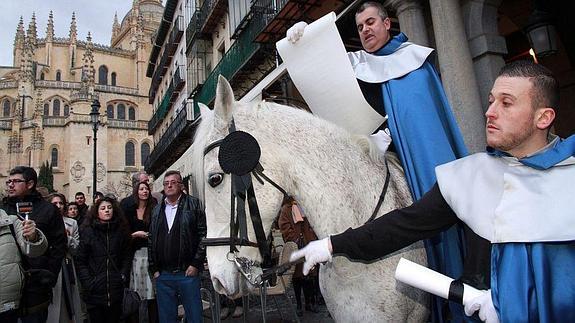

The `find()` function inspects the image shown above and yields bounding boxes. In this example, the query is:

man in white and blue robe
[292,60,575,322]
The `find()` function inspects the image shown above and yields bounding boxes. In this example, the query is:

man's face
[139,173,150,184]
[356,6,391,53]
[486,76,540,157]
[6,174,33,198]
[75,194,86,206]
[163,174,182,199]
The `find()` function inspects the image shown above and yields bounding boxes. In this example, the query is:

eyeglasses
[163,180,182,186]
[6,179,27,185]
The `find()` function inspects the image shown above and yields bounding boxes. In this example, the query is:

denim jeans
[155,272,202,323]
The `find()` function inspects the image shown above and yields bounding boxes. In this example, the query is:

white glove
[286,21,308,44]
[369,128,392,156]
[464,289,500,323]
[289,237,332,275]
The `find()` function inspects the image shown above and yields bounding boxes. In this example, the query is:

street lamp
[524,10,558,58]
[90,99,101,204]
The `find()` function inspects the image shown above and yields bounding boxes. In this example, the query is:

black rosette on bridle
[218,131,261,176]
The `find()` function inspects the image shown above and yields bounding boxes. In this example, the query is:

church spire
[111,12,120,44]
[69,12,77,43]
[46,11,54,42]
[14,16,25,49]
[26,12,37,47]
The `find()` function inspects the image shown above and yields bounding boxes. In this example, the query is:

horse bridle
[201,119,391,284]
[201,120,288,272]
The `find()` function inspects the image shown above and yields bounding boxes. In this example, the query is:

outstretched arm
[291,183,459,273]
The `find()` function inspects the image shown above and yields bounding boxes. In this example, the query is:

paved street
[202,290,334,323]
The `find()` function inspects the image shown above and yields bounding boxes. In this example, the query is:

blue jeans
[156,272,202,323]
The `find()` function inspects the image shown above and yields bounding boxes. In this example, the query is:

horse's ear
[214,75,235,124]
[198,102,210,116]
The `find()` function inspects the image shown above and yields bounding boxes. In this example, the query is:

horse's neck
[268,122,393,238]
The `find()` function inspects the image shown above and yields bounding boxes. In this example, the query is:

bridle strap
[366,160,391,223]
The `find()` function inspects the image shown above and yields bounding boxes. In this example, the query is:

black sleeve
[191,202,207,270]
[331,183,458,262]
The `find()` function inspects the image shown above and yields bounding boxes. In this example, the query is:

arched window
[111,72,117,86]
[98,65,108,85]
[40,73,45,80]
[141,142,150,166]
[51,147,58,167]
[3,99,10,117]
[125,141,135,166]
[128,107,135,120]
[56,70,61,81]
[53,99,60,116]
[64,105,69,116]
[117,103,126,120]
[107,105,114,119]
[43,103,49,116]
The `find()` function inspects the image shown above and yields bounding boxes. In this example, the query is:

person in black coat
[1,166,67,323]
[75,197,132,323]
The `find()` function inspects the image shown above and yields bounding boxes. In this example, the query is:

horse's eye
[208,173,224,188]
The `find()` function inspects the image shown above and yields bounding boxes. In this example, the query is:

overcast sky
[0,0,148,66]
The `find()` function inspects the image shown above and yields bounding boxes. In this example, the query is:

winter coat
[1,191,67,311]
[75,219,132,306]
[278,198,318,278]
[148,194,206,274]
[0,209,47,313]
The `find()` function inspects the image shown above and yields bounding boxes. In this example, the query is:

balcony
[187,39,211,96]
[251,0,325,43]
[145,101,200,177]
[0,81,17,89]
[194,13,268,106]
[42,116,66,127]
[198,0,227,35]
[0,119,12,129]
[148,64,185,134]
[95,84,139,96]
[186,10,208,51]
[70,91,99,103]
[36,80,81,90]
[108,119,148,130]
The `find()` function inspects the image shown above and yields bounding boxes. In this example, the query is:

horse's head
[193,76,286,297]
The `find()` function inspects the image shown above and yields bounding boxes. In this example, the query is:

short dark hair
[356,1,388,20]
[498,60,559,110]
[9,166,38,190]
[94,191,104,198]
[75,192,85,197]
[164,170,183,182]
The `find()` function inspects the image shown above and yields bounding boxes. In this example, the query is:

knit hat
[218,131,261,176]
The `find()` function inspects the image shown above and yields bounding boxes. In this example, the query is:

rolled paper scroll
[395,258,484,305]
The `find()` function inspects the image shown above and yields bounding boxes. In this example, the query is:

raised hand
[286,21,308,44]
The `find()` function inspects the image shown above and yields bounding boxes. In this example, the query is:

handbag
[97,235,141,318]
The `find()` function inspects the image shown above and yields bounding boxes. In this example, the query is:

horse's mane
[190,99,384,204]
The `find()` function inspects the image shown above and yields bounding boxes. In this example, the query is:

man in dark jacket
[74,192,88,225]
[1,166,67,323]
[148,170,206,323]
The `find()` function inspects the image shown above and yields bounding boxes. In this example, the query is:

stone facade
[0,0,163,201]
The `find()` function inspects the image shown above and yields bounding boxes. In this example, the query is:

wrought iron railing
[145,100,197,171]
[194,12,266,105]
[186,10,203,50]
[148,85,174,134]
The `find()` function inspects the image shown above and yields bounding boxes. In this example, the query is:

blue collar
[373,33,408,56]
[487,135,575,170]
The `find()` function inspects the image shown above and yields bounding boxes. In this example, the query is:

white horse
[191,76,429,322]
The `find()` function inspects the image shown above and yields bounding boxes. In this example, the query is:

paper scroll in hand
[276,12,385,135]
